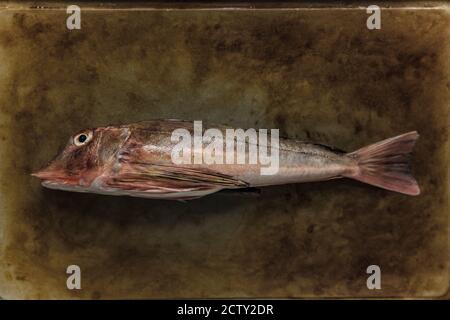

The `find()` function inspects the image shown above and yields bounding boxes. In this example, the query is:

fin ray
[346,131,420,196]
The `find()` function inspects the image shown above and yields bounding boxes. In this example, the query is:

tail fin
[346,131,420,196]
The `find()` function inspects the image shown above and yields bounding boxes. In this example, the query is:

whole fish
[32,119,420,200]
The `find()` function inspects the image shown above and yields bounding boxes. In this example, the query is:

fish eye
[73,131,93,147]
[78,134,87,143]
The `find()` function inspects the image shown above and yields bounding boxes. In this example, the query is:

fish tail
[345,131,420,196]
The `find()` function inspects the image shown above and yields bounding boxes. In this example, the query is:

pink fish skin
[32,119,420,200]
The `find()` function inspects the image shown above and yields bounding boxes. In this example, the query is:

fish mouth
[32,168,63,181]
[31,168,78,185]
[32,168,94,193]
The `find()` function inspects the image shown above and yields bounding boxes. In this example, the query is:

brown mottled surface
[0,4,448,299]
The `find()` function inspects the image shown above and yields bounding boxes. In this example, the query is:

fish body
[32,119,420,200]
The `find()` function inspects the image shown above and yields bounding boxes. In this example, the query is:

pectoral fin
[105,162,249,196]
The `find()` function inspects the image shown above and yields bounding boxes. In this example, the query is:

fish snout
[31,166,65,181]
[31,165,93,188]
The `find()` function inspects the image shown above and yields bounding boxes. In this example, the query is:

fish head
[32,126,129,191]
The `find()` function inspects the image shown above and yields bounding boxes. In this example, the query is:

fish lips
[31,167,79,186]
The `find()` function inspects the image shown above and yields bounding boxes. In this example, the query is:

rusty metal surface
[0,3,448,299]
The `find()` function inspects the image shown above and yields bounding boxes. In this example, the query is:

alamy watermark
[366,264,381,290]
[66,5,81,30]
[366,5,381,30]
[171,121,280,175]
[66,264,81,290]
